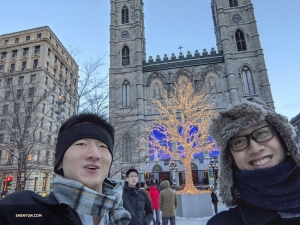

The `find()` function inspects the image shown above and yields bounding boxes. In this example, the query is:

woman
[207,97,300,225]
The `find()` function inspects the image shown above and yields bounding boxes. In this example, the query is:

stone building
[0,26,78,195]
[109,0,274,183]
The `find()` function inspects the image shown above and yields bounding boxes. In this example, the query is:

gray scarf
[52,176,131,225]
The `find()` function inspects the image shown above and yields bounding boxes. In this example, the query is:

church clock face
[121,30,129,39]
[232,14,242,23]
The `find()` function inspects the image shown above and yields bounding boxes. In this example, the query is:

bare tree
[0,74,58,191]
[67,43,108,114]
[140,76,216,194]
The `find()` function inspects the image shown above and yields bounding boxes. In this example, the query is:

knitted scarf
[235,158,300,213]
[52,176,131,225]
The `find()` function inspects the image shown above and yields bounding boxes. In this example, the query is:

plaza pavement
[151,202,228,225]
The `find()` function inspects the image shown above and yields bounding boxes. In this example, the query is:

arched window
[122,80,130,107]
[121,6,129,24]
[122,134,132,162]
[229,0,238,7]
[241,66,255,95]
[122,45,130,66]
[235,29,247,51]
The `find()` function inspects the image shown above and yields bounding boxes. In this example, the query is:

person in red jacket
[149,184,161,225]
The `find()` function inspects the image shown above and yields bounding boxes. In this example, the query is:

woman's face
[230,122,286,170]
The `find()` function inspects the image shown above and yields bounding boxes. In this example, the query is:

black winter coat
[207,201,300,225]
[123,182,153,225]
[0,190,82,225]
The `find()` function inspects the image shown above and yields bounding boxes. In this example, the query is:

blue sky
[1,0,299,120]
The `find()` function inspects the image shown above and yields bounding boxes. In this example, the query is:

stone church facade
[109,0,274,181]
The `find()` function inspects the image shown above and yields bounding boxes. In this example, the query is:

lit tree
[142,76,216,194]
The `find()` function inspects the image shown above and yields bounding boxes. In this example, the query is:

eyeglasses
[128,175,138,178]
[227,125,274,152]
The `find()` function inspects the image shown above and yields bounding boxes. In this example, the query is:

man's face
[230,121,286,170]
[60,138,112,192]
[126,172,138,187]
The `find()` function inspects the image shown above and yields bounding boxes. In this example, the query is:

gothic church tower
[211,0,274,106]
[109,0,147,170]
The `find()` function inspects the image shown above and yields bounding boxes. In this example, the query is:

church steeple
[211,0,274,106]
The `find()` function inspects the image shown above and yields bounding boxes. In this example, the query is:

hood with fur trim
[208,97,300,207]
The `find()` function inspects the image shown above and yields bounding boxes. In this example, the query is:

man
[0,113,131,225]
[159,180,178,225]
[123,169,153,225]
[207,98,300,225]
[209,185,218,215]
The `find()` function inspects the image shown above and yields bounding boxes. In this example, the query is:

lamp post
[208,158,218,187]
[169,162,178,189]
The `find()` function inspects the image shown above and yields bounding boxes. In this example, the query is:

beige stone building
[0,26,78,195]
[109,0,274,183]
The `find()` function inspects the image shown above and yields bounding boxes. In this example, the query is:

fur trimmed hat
[208,97,300,207]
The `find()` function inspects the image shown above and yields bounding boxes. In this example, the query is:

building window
[7,78,13,86]
[242,66,255,95]
[12,50,18,58]
[27,102,32,114]
[47,135,51,144]
[50,95,54,104]
[0,119,6,130]
[5,91,10,99]
[33,59,38,69]
[42,173,48,191]
[18,76,24,85]
[12,118,18,128]
[37,33,42,39]
[0,134,4,143]
[229,0,238,7]
[42,103,45,113]
[1,52,7,60]
[14,103,21,113]
[30,74,37,83]
[53,69,57,77]
[48,49,51,56]
[52,82,56,90]
[45,76,48,85]
[2,105,9,115]
[48,108,53,118]
[121,6,129,24]
[54,55,57,63]
[16,90,23,100]
[4,40,9,45]
[10,64,15,73]
[34,46,40,54]
[235,29,247,51]
[21,61,26,71]
[26,36,30,41]
[45,151,50,164]
[47,122,52,131]
[68,107,71,115]
[6,150,14,164]
[122,134,132,162]
[0,65,4,74]
[122,45,130,66]
[23,48,29,56]
[15,38,19,43]
[122,80,130,107]
[28,87,35,98]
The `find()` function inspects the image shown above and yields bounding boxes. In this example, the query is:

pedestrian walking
[207,97,300,225]
[123,168,153,225]
[0,113,131,224]
[149,184,161,225]
[209,185,218,214]
[159,180,178,225]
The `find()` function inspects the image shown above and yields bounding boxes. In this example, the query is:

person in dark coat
[207,98,300,225]
[0,113,131,225]
[123,168,153,225]
[209,185,218,214]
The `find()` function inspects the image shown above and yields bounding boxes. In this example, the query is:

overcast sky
[1,0,299,120]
